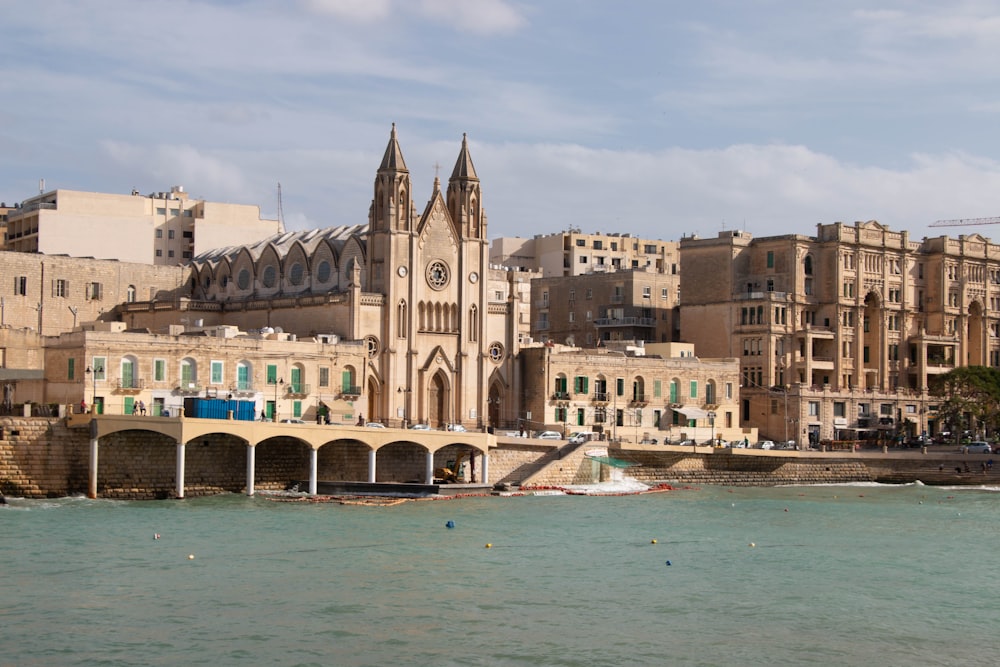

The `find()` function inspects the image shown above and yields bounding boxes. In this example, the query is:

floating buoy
[651,539,657,544]
[749,542,756,548]
[665,560,672,566]
[485,543,492,549]
[154,533,161,540]
[784,508,789,512]
[188,554,195,560]
[445,520,455,529]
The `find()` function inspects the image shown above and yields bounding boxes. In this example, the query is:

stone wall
[0,416,88,497]
[3,416,995,499]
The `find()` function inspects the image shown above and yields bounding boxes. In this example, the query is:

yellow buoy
[485,543,492,549]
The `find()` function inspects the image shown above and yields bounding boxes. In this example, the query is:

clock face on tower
[426,260,449,290]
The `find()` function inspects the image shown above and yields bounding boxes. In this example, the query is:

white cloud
[301,0,392,22]
[418,0,526,34]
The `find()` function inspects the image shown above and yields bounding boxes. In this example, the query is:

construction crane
[276,182,286,233]
[930,216,1000,228]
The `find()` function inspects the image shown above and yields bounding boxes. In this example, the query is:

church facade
[122,126,534,431]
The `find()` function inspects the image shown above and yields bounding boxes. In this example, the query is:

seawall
[2,416,996,499]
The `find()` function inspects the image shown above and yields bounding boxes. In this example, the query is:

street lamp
[708,410,716,446]
[273,378,283,422]
[85,364,103,414]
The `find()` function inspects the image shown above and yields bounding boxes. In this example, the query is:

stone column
[425,450,435,485]
[368,449,377,483]
[309,448,318,495]
[176,441,186,499]
[481,450,489,486]
[246,444,256,496]
[88,436,99,499]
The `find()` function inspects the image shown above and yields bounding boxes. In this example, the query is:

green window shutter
[690,381,698,399]
[293,400,302,418]
[68,358,75,381]
[267,364,277,384]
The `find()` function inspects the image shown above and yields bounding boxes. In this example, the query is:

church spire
[450,132,478,181]
[447,132,484,238]
[379,122,408,173]
[372,123,412,232]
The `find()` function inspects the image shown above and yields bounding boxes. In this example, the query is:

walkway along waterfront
[0,413,996,499]
[74,412,494,499]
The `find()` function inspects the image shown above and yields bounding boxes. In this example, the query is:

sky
[4,0,1000,244]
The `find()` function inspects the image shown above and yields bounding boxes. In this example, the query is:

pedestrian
[132,402,139,415]
[80,399,87,414]
[139,400,146,416]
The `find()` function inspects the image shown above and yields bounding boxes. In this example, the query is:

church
[121,125,533,430]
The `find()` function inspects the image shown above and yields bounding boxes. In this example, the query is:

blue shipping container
[183,398,256,421]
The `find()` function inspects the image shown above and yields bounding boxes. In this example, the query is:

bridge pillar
[425,450,434,485]
[309,448,318,495]
[368,449,377,483]
[175,441,186,499]
[246,444,256,496]
[482,450,489,485]
[88,436,99,499]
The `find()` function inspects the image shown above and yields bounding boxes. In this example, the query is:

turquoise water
[2,483,999,666]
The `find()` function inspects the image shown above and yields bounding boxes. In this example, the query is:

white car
[409,423,433,430]
[364,422,386,428]
[757,440,775,450]
[280,418,305,424]
[964,441,992,454]
[445,423,467,432]
[535,430,563,440]
[568,431,595,445]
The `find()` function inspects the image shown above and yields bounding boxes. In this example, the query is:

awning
[675,406,710,419]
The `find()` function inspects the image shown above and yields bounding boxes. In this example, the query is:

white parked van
[568,431,596,445]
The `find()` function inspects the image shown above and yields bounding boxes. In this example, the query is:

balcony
[115,377,145,393]
[286,383,311,397]
[340,385,362,398]
[593,316,655,328]
[175,383,201,395]
[629,394,649,406]
[552,391,570,401]
[591,391,609,403]
[230,383,256,397]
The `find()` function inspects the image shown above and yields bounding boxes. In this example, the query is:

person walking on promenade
[139,400,146,416]
[80,399,87,414]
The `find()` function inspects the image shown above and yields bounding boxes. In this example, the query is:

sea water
[2,482,999,667]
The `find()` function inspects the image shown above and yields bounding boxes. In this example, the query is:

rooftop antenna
[39,178,45,194]
[276,182,286,233]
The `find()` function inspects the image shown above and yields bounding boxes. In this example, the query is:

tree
[929,366,1000,441]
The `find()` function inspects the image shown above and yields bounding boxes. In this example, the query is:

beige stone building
[491,230,679,278]
[530,268,679,347]
[680,221,1000,444]
[3,186,281,265]
[518,341,748,445]
[0,250,189,336]
[41,322,367,422]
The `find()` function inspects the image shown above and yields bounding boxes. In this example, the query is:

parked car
[757,440,775,450]
[445,423,467,432]
[963,441,992,454]
[568,431,596,445]
[365,422,386,428]
[280,418,305,424]
[535,430,563,440]
[408,423,433,430]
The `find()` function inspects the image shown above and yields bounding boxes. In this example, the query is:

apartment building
[3,186,281,265]
[680,221,1000,444]
[491,230,679,278]
[518,341,748,444]
[530,268,679,347]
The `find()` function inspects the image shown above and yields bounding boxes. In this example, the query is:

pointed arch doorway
[428,372,448,428]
